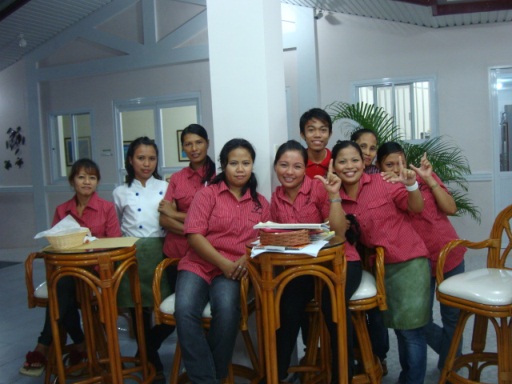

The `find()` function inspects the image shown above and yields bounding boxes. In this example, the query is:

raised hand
[314,159,341,197]
[381,155,416,186]
[410,152,432,179]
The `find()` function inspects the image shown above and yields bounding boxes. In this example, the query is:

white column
[207,0,287,199]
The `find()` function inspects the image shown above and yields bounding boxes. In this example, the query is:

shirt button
[139,225,143,229]
[136,192,139,196]
[138,208,141,212]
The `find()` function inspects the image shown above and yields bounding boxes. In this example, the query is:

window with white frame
[50,112,92,180]
[355,77,436,141]
[114,94,201,182]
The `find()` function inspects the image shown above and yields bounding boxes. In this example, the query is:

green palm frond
[325,101,481,223]
[401,137,471,191]
[325,101,401,144]
[449,189,481,223]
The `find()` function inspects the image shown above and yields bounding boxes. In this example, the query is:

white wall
[315,14,512,241]
[2,7,512,250]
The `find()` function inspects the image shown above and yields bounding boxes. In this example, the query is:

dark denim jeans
[395,326,427,384]
[175,271,241,384]
[38,275,84,346]
[426,260,465,370]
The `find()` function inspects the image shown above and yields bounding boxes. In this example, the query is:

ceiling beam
[0,0,31,22]
[433,1,512,16]
[395,0,512,15]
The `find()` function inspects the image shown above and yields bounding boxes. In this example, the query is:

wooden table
[246,237,347,384]
[43,244,154,383]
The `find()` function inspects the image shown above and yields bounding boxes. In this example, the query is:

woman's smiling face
[333,146,365,185]
[274,150,306,192]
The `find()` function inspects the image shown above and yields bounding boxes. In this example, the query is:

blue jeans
[426,261,464,370]
[175,271,241,384]
[395,327,427,384]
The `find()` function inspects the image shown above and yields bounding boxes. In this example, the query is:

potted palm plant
[325,101,480,223]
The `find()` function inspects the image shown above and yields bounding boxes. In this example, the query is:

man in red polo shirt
[300,108,333,179]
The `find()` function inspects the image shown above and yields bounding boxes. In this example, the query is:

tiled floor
[0,248,498,384]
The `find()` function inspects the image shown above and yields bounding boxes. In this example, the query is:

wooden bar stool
[25,252,73,384]
[43,244,155,383]
[436,204,512,384]
[152,257,262,384]
[349,246,386,384]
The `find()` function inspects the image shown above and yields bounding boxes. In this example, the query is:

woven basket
[259,229,310,247]
[45,228,89,250]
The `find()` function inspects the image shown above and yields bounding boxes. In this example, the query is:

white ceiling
[1,0,512,74]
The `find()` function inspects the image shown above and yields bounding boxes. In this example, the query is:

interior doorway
[491,67,512,216]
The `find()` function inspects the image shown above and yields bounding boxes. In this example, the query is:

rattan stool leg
[351,310,382,384]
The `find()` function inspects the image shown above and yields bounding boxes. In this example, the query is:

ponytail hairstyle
[211,138,262,209]
[345,214,361,245]
[124,136,162,187]
[180,124,215,184]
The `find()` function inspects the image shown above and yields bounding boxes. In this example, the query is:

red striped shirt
[179,182,270,283]
[271,177,360,261]
[306,148,332,178]
[410,173,466,275]
[162,166,212,259]
[52,192,121,238]
[339,173,428,264]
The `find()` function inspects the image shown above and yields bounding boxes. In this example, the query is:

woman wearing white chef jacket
[113,137,171,354]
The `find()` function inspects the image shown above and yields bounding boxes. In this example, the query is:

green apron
[117,237,171,308]
[382,257,431,330]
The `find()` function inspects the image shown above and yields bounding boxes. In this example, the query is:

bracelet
[430,183,439,191]
[329,198,342,203]
[405,181,419,192]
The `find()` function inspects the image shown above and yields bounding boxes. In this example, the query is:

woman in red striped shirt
[332,140,430,384]
[377,142,465,371]
[146,124,216,378]
[270,139,361,383]
[20,159,121,377]
[174,138,270,384]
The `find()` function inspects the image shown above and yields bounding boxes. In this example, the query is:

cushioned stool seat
[436,204,512,384]
[439,268,512,306]
[160,293,212,317]
[34,281,48,299]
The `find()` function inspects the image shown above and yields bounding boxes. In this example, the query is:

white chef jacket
[113,176,168,238]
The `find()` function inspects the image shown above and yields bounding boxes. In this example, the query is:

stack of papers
[253,221,330,232]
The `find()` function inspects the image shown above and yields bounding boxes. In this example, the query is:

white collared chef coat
[113,176,168,238]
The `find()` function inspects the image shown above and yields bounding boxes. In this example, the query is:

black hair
[345,214,361,245]
[124,136,162,186]
[181,124,216,184]
[299,108,333,135]
[331,140,364,162]
[210,138,262,209]
[376,141,405,166]
[350,128,378,144]
[273,140,308,166]
[69,158,101,184]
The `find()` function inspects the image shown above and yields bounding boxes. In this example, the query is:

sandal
[19,350,46,377]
